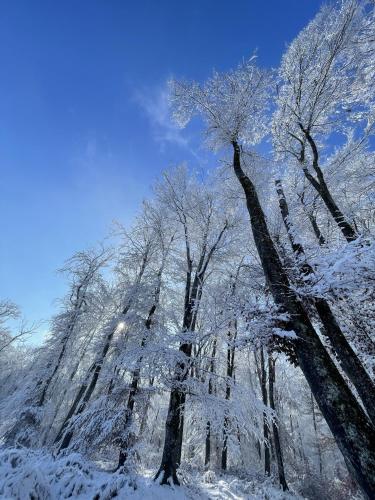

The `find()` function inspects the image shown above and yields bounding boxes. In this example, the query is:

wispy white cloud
[135,85,189,151]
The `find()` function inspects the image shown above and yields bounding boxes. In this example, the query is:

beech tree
[1,3,375,499]
[116,203,176,469]
[54,220,157,452]
[272,0,374,242]
[274,178,375,426]
[170,57,375,497]
[3,249,110,448]
[154,168,235,484]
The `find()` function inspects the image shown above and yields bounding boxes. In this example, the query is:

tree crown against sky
[0,0,326,334]
[1,1,375,498]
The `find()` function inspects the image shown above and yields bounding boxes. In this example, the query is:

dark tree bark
[37,262,104,408]
[336,302,375,377]
[275,179,375,427]
[256,349,270,476]
[232,141,375,499]
[138,376,155,438]
[311,392,323,477]
[117,259,166,469]
[205,424,211,468]
[289,414,296,462]
[297,126,357,242]
[155,222,228,485]
[205,338,217,468]
[55,251,150,451]
[37,313,79,408]
[5,261,104,448]
[42,329,98,446]
[155,387,187,485]
[116,309,156,469]
[268,354,288,491]
[307,212,326,246]
[221,319,237,471]
[297,191,326,246]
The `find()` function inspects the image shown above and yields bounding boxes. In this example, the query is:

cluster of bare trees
[1,1,375,498]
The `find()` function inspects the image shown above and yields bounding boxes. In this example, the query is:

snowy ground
[0,448,299,499]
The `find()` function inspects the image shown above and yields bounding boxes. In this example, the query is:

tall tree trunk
[311,392,323,477]
[298,126,357,242]
[205,338,217,468]
[296,418,309,473]
[138,377,155,438]
[37,256,107,409]
[232,141,375,499]
[154,279,199,484]
[205,421,211,469]
[54,250,150,451]
[117,263,164,469]
[259,348,271,475]
[268,353,288,491]
[155,387,187,485]
[37,316,77,408]
[297,191,326,246]
[5,276,96,448]
[336,302,375,377]
[275,179,375,426]
[55,275,147,450]
[221,320,236,471]
[307,212,326,246]
[42,329,97,445]
[155,224,228,485]
[289,415,296,462]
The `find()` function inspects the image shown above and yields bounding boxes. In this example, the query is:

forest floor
[0,448,300,499]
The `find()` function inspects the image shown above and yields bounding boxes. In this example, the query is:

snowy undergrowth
[0,448,299,500]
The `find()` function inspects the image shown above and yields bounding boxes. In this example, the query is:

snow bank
[0,448,300,499]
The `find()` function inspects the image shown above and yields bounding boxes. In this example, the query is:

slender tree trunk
[37,330,73,408]
[55,325,115,450]
[232,141,375,499]
[289,415,296,462]
[221,422,229,471]
[116,368,140,468]
[205,421,211,468]
[298,192,326,246]
[275,179,375,426]
[296,419,309,473]
[309,176,355,242]
[221,321,236,471]
[54,251,151,451]
[268,354,288,491]
[259,348,271,475]
[154,293,196,485]
[205,338,217,468]
[311,392,323,477]
[250,353,263,462]
[155,224,228,485]
[138,377,155,438]
[117,264,164,469]
[42,335,95,445]
[308,212,326,246]
[37,290,88,407]
[298,126,357,242]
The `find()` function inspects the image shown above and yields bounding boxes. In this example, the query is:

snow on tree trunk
[232,141,375,499]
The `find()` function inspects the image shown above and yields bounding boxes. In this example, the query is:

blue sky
[0,0,323,341]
